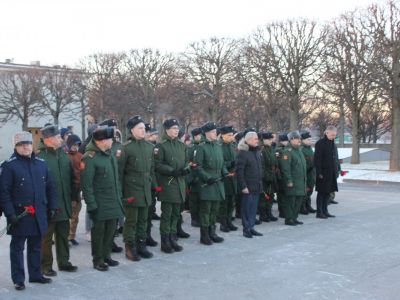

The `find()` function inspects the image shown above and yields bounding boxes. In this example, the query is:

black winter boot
[200,227,213,245]
[137,239,153,258]
[125,242,141,261]
[177,219,190,238]
[160,234,174,254]
[219,218,230,232]
[209,225,224,243]
[169,234,183,252]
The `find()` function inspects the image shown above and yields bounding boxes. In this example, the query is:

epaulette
[84,151,96,159]
[123,140,132,146]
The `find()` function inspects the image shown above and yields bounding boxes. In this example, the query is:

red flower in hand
[264,194,271,201]
[23,205,35,215]
[340,170,347,177]
[154,186,162,193]
[127,197,135,203]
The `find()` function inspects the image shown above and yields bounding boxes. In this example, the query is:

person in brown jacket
[66,134,83,246]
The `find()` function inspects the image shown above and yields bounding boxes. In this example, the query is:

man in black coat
[236,132,263,238]
[314,126,339,219]
[0,132,57,290]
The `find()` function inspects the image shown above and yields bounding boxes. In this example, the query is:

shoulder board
[123,140,132,146]
[83,151,96,159]
[159,140,168,145]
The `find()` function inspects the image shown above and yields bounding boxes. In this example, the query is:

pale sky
[0,0,377,67]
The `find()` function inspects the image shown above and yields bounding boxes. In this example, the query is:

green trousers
[160,202,181,235]
[218,194,235,220]
[283,196,304,222]
[123,205,149,243]
[200,200,220,227]
[189,191,200,216]
[91,219,116,265]
[41,220,70,272]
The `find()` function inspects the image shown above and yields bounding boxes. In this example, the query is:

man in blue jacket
[0,132,57,290]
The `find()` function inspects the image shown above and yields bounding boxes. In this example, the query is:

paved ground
[0,183,399,300]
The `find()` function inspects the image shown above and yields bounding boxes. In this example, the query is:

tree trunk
[350,111,360,164]
[22,116,29,131]
[289,95,299,131]
[338,97,345,147]
[389,93,400,171]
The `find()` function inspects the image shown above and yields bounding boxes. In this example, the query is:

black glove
[88,208,98,220]
[206,178,217,185]
[180,168,191,176]
[48,210,56,221]
[171,169,181,177]
[8,214,18,228]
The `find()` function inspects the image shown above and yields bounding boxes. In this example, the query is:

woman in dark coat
[314,126,339,218]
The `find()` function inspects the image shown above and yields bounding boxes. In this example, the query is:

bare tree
[0,69,43,130]
[180,37,238,122]
[323,12,376,163]
[358,1,400,170]
[255,20,326,130]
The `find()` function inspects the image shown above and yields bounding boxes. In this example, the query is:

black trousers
[316,192,330,214]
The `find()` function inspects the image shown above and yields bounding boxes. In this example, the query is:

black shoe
[160,234,175,253]
[308,207,317,213]
[169,234,183,252]
[209,225,224,243]
[200,227,213,245]
[69,239,79,246]
[177,222,190,239]
[243,230,253,238]
[112,242,123,253]
[94,263,109,271]
[325,213,336,218]
[299,209,309,215]
[294,220,303,225]
[137,239,154,258]
[227,221,238,231]
[125,243,141,261]
[250,229,263,236]
[29,277,52,284]
[285,220,297,226]
[152,213,161,220]
[330,200,338,204]
[43,269,57,277]
[220,220,230,233]
[255,219,262,225]
[146,235,158,247]
[59,264,78,272]
[316,213,328,219]
[14,283,25,290]
[104,257,119,267]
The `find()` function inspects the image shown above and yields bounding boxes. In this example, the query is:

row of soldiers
[0,116,337,290]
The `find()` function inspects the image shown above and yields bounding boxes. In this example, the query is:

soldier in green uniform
[187,127,203,227]
[99,119,123,253]
[144,124,160,247]
[258,131,278,223]
[217,125,238,232]
[300,131,317,214]
[276,133,289,219]
[80,126,124,271]
[280,131,307,226]
[194,122,229,245]
[118,116,158,261]
[154,119,189,253]
[38,125,78,276]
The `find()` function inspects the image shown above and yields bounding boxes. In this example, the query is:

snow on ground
[337,148,377,160]
[339,160,400,183]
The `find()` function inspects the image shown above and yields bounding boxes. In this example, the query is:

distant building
[0,60,86,160]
